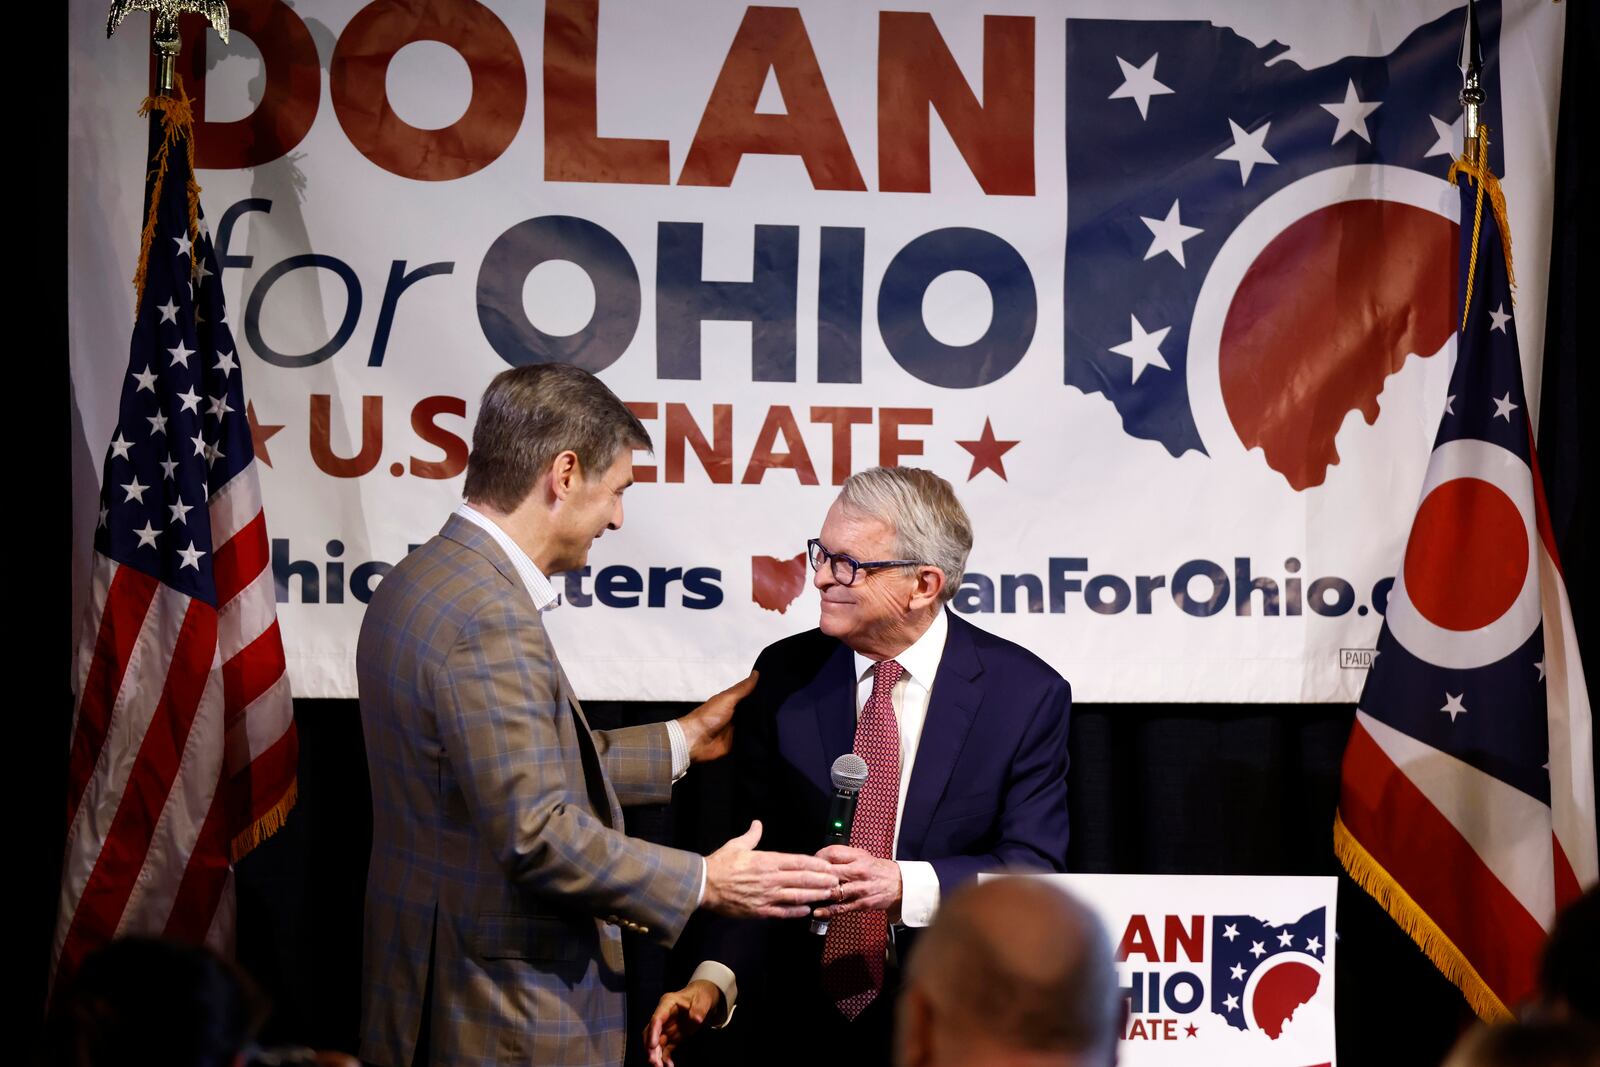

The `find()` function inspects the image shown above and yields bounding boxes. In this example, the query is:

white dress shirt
[850,607,947,929]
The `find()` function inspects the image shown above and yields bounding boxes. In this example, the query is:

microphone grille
[830,753,869,791]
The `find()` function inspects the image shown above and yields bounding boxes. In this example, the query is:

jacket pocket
[473,912,585,963]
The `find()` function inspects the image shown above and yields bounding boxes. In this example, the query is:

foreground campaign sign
[66,1,1565,701]
[1036,873,1339,1066]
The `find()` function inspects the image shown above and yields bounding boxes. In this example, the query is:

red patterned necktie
[821,658,904,1020]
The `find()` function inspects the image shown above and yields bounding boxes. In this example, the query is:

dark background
[30,3,1595,1066]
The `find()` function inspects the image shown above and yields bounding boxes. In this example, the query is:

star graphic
[206,394,235,420]
[1108,53,1173,119]
[174,233,192,258]
[97,506,108,529]
[205,441,225,467]
[1493,392,1518,421]
[178,386,202,414]
[169,499,193,525]
[1535,660,1546,682]
[1224,994,1240,1012]
[956,418,1020,481]
[1230,963,1246,981]
[1425,113,1461,158]
[131,366,158,393]
[1489,303,1511,333]
[191,432,210,459]
[1444,394,1456,415]
[247,401,285,468]
[1249,940,1266,958]
[157,298,179,324]
[1306,936,1323,953]
[169,341,195,369]
[215,349,238,375]
[1222,923,1239,941]
[1216,119,1277,185]
[177,541,206,570]
[121,477,148,504]
[159,455,179,480]
[1321,79,1381,143]
[1277,930,1295,947]
[147,411,169,436]
[194,258,213,285]
[109,433,134,461]
[1140,199,1204,268]
[1109,314,1172,383]
[1185,1024,1198,1038]
[133,521,160,549]
[1441,692,1468,721]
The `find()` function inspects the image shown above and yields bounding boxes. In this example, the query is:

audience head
[1536,885,1598,1027]
[1442,1020,1600,1067]
[897,877,1120,1067]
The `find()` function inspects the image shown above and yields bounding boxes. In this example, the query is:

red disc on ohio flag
[1403,477,1528,632]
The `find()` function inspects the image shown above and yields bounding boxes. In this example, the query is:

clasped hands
[648,837,900,1066]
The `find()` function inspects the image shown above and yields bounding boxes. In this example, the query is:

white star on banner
[1109,54,1173,120]
[194,259,213,285]
[1442,693,1468,721]
[1110,314,1173,383]
[1224,994,1240,1012]
[178,542,206,570]
[1249,941,1266,959]
[1216,119,1277,184]
[169,499,193,525]
[1230,964,1246,981]
[1536,660,1546,682]
[178,387,202,414]
[1223,923,1239,941]
[1276,930,1295,947]
[97,506,108,529]
[122,477,148,504]
[174,234,192,258]
[147,412,169,436]
[1425,114,1461,159]
[169,342,195,368]
[110,433,133,461]
[206,394,234,420]
[1493,393,1518,421]
[1307,936,1323,953]
[1445,394,1456,415]
[191,432,209,459]
[215,349,238,375]
[132,367,158,393]
[1140,199,1203,267]
[133,521,160,549]
[157,298,179,324]
[1489,303,1511,333]
[160,455,179,480]
[1321,79,1381,143]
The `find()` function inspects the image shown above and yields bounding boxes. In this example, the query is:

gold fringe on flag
[1333,811,1513,1022]
[230,778,299,864]
[132,79,204,319]
[1446,123,1517,332]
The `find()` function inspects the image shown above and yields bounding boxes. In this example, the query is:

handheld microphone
[811,754,868,935]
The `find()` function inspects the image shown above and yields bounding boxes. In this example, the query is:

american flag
[54,89,297,990]
[1333,128,1596,1016]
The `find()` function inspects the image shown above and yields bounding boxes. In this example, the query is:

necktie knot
[871,658,904,696]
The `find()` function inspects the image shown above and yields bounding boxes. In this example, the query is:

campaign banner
[66,1,1566,701]
[1034,873,1339,1066]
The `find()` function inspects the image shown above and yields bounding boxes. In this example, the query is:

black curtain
[33,5,1594,1067]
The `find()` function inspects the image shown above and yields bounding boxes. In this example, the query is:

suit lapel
[809,641,860,777]
[897,613,982,858]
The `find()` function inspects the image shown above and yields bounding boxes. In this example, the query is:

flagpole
[105,0,231,96]
[1459,0,1485,166]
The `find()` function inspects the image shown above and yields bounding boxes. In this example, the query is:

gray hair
[838,467,972,603]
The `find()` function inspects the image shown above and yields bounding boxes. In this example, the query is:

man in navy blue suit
[647,466,1072,1067]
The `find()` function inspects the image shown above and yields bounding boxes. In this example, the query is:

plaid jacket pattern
[356,514,704,1067]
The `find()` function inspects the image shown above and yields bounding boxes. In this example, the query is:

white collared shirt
[850,607,948,929]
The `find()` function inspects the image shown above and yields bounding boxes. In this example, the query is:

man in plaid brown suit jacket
[357,365,839,1067]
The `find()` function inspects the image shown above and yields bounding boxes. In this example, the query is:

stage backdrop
[67,0,1565,702]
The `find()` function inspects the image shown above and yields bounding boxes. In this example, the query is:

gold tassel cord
[1446,124,1518,332]
[1333,812,1514,1022]
[230,779,299,864]
[132,80,205,319]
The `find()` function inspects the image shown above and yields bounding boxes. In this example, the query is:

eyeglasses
[807,538,923,587]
